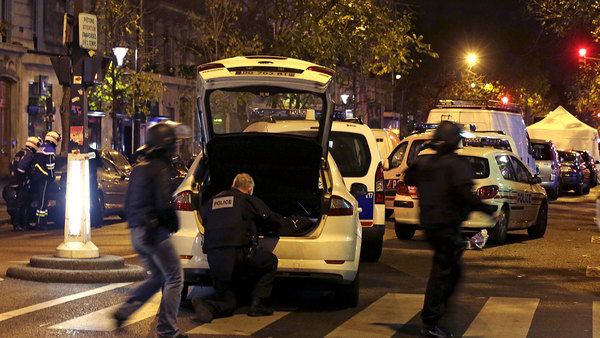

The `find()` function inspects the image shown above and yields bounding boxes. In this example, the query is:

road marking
[186,311,290,336]
[594,302,600,338]
[592,236,600,244]
[587,266,600,277]
[0,282,131,322]
[7,261,29,264]
[325,293,424,337]
[463,297,539,338]
[122,254,138,259]
[50,293,161,331]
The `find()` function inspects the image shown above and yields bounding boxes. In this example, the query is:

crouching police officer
[192,173,283,323]
[6,136,42,230]
[404,121,496,338]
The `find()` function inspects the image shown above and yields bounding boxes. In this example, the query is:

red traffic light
[501,96,509,104]
[579,48,588,57]
[596,112,600,118]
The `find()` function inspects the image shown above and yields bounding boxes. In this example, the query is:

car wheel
[489,207,508,244]
[91,192,104,228]
[361,237,383,262]
[527,202,547,238]
[395,222,416,240]
[547,187,558,201]
[335,268,359,308]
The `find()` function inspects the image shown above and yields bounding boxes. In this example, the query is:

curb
[6,255,147,283]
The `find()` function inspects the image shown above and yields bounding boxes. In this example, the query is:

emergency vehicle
[394,147,547,244]
[172,56,361,307]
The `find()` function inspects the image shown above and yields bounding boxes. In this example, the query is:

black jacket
[125,156,178,232]
[201,188,283,252]
[404,152,494,226]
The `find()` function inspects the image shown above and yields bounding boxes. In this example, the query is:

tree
[89,0,165,150]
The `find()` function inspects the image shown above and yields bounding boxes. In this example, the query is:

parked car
[531,139,561,200]
[172,56,361,307]
[558,150,591,195]
[394,147,548,244]
[575,150,598,187]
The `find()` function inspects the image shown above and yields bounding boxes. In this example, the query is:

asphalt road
[0,187,599,337]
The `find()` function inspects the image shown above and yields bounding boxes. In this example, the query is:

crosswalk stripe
[0,282,131,322]
[325,293,424,337]
[594,301,600,338]
[463,297,539,338]
[49,293,161,331]
[186,311,290,336]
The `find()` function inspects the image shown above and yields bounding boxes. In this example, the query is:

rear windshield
[532,143,551,161]
[558,151,576,162]
[578,151,590,162]
[207,89,324,134]
[328,132,371,177]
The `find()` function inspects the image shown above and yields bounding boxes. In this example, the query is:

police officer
[192,173,283,323]
[113,122,187,338]
[31,131,60,229]
[6,136,42,230]
[404,121,496,338]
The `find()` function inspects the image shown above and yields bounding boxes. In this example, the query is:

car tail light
[375,162,385,204]
[197,63,224,72]
[551,163,555,170]
[396,181,410,196]
[307,66,335,76]
[180,255,193,260]
[329,196,354,216]
[476,185,499,199]
[174,190,193,211]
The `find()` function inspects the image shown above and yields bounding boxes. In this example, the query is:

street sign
[78,13,97,50]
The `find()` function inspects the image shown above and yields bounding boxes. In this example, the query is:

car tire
[361,237,383,262]
[547,187,558,201]
[336,268,359,308]
[490,207,508,244]
[91,191,104,228]
[527,202,547,238]
[395,222,416,240]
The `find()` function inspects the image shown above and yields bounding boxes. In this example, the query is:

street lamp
[113,47,128,67]
[466,53,478,67]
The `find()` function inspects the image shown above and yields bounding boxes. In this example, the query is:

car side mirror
[350,183,368,198]
[535,165,540,176]
[383,158,390,170]
[596,160,600,164]
[533,175,542,184]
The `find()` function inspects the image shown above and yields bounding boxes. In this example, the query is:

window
[407,140,428,166]
[328,132,371,177]
[532,143,551,161]
[510,156,533,183]
[389,142,408,169]
[462,156,490,179]
[496,155,516,181]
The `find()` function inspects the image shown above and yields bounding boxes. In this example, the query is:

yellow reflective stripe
[35,163,48,176]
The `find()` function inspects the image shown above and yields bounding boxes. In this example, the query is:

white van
[427,100,536,174]
[371,129,401,217]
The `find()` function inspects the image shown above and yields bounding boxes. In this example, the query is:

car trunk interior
[198,133,326,236]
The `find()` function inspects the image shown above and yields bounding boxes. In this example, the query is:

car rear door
[494,154,525,226]
[509,155,538,223]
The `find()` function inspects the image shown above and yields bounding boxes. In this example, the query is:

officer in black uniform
[404,121,496,338]
[192,173,284,323]
[6,136,42,230]
[31,131,60,229]
[113,122,188,338]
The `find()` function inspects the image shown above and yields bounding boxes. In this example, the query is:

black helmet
[144,122,177,153]
[430,121,462,153]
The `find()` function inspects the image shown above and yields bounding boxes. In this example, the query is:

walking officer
[113,121,189,338]
[5,136,42,230]
[31,131,60,229]
[404,121,496,338]
[192,173,284,323]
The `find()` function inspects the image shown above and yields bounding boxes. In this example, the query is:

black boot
[420,325,454,338]
[192,296,214,323]
[247,297,273,317]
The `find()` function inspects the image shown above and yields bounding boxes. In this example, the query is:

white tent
[527,105,600,161]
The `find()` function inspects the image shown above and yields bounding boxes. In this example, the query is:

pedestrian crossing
[32,291,600,337]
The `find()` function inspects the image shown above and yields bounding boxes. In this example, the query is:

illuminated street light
[466,53,478,66]
[341,94,349,104]
[395,74,401,80]
[113,46,128,67]
[471,83,476,88]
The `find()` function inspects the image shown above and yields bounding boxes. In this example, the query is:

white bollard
[55,152,99,258]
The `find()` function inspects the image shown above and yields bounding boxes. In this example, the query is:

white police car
[244,119,386,262]
[171,56,361,307]
[394,147,547,244]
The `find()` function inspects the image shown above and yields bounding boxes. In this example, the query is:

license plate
[234,70,296,77]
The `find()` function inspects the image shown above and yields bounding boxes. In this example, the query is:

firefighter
[192,173,284,323]
[31,131,60,230]
[404,121,496,338]
[5,136,42,230]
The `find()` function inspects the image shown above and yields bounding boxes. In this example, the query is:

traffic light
[596,111,600,118]
[83,55,112,86]
[579,48,587,64]
[50,56,72,86]
[501,96,509,104]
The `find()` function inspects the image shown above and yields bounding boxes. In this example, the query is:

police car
[244,119,386,262]
[394,147,548,244]
[171,56,361,307]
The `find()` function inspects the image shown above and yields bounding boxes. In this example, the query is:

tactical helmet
[25,136,42,151]
[430,121,462,153]
[45,131,61,146]
[145,122,177,153]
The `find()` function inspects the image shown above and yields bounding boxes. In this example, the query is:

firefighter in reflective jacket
[31,131,60,229]
[5,136,42,230]
[192,173,284,323]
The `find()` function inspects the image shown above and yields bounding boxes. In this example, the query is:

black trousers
[206,247,278,318]
[421,224,465,327]
[6,185,29,229]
